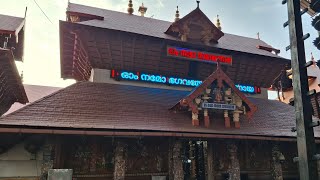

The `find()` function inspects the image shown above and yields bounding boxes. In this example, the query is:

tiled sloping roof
[1,82,319,138]
[0,14,24,33]
[4,85,61,115]
[67,3,283,59]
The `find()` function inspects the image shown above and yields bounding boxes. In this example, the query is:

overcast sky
[2,0,319,87]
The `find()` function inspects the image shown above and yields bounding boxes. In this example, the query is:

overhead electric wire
[32,0,53,24]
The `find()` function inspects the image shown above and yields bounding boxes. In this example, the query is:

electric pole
[283,0,319,179]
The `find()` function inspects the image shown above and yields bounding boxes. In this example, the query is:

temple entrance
[182,140,206,180]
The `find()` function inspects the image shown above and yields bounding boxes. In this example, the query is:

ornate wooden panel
[64,137,114,175]
[246,141,272,170]
[126,138,169,175]
[280,143,298,172]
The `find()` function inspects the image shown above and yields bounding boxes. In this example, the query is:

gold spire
[138,3,147,16]
[175,6,180,22]
[216,15,221,30]
[128,0,134,15]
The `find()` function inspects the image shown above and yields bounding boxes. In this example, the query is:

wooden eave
[0,48,28,115]
[173,62,258,119]
[59,20,289,88]
[0,18,25,62]
[66,11,104,21]
[256,45,280,55]
[59,24,92,81]
[0,126,312,142]
[0,18,25,37]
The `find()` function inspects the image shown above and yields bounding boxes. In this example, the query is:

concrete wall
[0,143,43,178]
[90,68,269,99]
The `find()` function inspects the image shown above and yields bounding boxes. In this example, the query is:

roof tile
[0,14,24,33]
[1,82,319,138]
[67,3,284,59]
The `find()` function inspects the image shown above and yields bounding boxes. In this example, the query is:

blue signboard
[111,69,261,94]
[111,69,202,87]
[235,84,261,94]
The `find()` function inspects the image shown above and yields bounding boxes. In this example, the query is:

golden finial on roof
[138,3,147,16]
[128,0,134,15]
[216,15,221,30]
[175,6,180,22]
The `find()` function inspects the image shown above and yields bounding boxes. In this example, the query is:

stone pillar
[271,145,284,180]
[114,141,127,180]
[173,140,184,180]
[40,143,54,180]
[207,142,215,180]
[227,143,240,180]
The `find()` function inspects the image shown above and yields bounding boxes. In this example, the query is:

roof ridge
[66,3,287,59]
[224,33,272,45]
[0,82,81,118]
[68,2,171,23]
[0,14,24,19]
[23,84,62,89]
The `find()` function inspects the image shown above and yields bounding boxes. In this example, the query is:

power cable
[32,0,53,24]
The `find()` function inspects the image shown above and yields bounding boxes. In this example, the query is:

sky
[1,0,320,88]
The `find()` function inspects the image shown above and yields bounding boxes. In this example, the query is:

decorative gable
[172,62,258,129]
[165,7,224,45]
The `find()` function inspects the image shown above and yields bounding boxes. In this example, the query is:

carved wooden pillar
[173,140,184,180]
[204,109,210,127]
[207,142,215,180]
[233,111,241,129]
[53,135,65,169]
[90,139,98,173]
[224,110,231,128]
[169,140,173,180]
[271,145,284,180]
[227,143,240,180]
[192,108,199,126]
[40,141,54,180]
[114,140,127,180]
[189,141,196,179]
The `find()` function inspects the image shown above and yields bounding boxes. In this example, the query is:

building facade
[1,2,318,180]
[0,13,27,116]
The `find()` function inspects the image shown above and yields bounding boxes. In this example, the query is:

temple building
[272,53,320,121]
[1,1,320,180]
[0,13,27,116]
